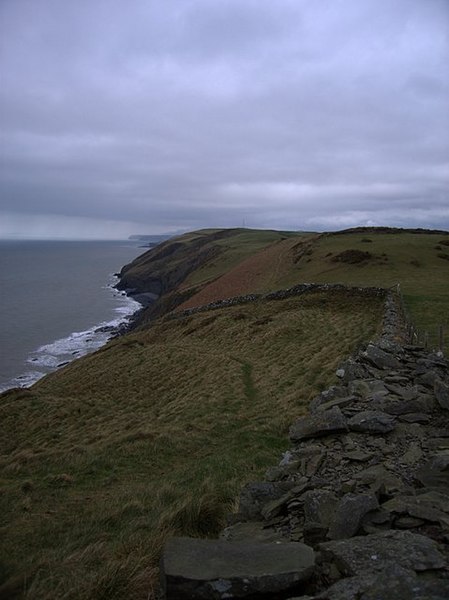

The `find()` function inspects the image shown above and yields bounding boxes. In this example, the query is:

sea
[0,239,147,393]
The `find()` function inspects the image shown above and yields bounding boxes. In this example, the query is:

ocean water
[0,240,146,392]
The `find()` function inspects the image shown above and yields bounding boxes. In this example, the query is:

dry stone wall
[170,283,388,320]
[160,291,449,599]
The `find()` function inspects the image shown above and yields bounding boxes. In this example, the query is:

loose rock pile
[160,293,449,599]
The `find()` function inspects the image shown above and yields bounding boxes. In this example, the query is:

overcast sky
[1,0,448,239]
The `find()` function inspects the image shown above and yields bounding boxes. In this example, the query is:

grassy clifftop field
[118,227,448,347]
[1,226,448,599]
[165,227,448,350]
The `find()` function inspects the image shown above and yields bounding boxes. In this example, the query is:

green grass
[271,231,449,351]
[180,229,298,289]
[0,289,383,599]
[172,229,448,352]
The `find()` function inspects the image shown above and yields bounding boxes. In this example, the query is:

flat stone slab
[320,530,445,576]
[289,407,348,442]
[328,493,379,540]
[161,537,315,599]
[382,396,436,415]
[348,410,396,434]
[382,491,449,527]
[362,344,401,370]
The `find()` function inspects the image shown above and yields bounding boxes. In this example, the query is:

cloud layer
[1,0,448,238]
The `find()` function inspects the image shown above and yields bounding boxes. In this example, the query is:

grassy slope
[281,231,449,350]
[179,229,298,290]
[0,290,383,599]
[181,230,449,350]
[177,235,307,309]
[119,228,295,293]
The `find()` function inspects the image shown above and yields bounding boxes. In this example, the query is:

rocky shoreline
[160,291,449,599]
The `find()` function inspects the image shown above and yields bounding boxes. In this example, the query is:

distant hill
[128,234,174,242]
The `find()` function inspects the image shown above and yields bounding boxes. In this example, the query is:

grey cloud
[0,0,448,238]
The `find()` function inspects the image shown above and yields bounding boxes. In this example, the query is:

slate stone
[382,495,449,527]
[417,370,441,389]
[348,411,396,434]
[415,454,449,493]
[384,375,410,384]
[400,443,423,465]
[161,537,315,599]
[238,482,293,521]
[220,522,287,543]
[309,385,349,412]
[417,489,449,515]
[384,383,418,401]
[328,493,379,540]
[398,412,431,424]
[376,339,403,354]
[340,480,357,494]
[315,396,357,413]
[362,508,391,526]
[425,438,449,450]
[360,564,449,600]
[349,379,388,399]
[362,344,401,370]
[394,516,425,528]
[319,530,445,576]
[289,407,348,442]
[434,378,449,410]
[336,359,370,382]
[321,565,449,600]
[343,450,374,462]
[316,573,378,600]
[261,483,309,520]
[303,489,339,529]
[302,489,340,544]
[265,466,289,482]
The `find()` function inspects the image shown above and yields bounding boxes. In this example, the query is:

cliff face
[115,230,238,322]
[116,228,295,325]
[117,230,229,296]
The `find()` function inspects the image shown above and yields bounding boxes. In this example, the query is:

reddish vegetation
[176,238,298,311]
